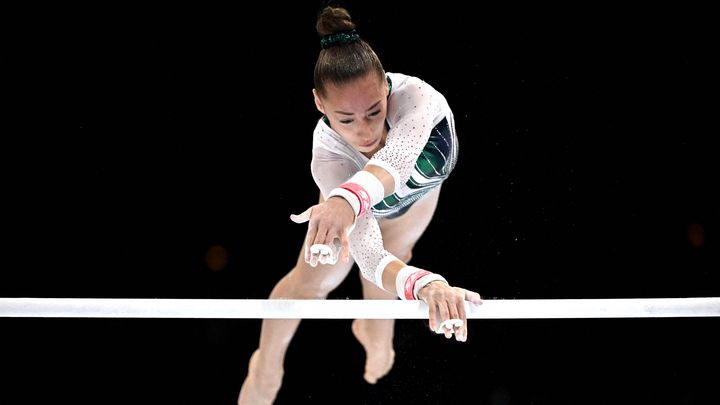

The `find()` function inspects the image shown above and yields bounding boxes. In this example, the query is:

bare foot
[351,319,395,384]
[237,349,283,405]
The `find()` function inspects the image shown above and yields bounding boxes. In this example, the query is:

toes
[364,373,378,384]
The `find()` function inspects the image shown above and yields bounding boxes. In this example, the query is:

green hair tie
[320,29,359,49]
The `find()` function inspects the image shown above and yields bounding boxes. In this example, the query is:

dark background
[3,1,717,404]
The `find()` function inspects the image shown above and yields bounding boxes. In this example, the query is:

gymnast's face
[314,72,389,156]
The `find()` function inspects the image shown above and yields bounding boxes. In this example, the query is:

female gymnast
[238,6,482,404]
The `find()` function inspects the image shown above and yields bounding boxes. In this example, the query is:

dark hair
[314,6,385,97]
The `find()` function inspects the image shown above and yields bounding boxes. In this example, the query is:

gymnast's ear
[313,89,325,115]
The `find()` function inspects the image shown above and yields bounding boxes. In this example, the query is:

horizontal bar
[1,297,718,319]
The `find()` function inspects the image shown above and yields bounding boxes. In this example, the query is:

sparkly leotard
[310,72,458,289]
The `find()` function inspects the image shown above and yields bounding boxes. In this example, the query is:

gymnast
[238,6,482,404]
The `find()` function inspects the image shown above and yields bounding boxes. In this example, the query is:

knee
[286,260,352,299]
[291,283,330,300]
[286,269,329,300]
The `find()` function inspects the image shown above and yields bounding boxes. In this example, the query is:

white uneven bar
[0,297,718,319]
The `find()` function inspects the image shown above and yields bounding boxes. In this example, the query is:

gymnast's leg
[352,187,441,384]
[238,196,356,405]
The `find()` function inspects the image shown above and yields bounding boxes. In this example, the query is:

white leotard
[310,72,458,289]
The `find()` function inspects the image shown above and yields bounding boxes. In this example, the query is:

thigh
[378,186,441,260]
[289,244,356,295]
[288,192,356,295]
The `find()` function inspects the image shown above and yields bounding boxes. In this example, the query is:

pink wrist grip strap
[396,266,447,300]
[327,170,385,218]
[339,182,372,216]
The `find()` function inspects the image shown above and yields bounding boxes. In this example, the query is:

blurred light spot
[488,386,511,405]
[206,245,228,271]
[687,223,704,248]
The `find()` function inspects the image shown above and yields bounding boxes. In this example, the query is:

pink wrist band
[395,266,447,300]
[339,182,372,215]
[327,170,385,217]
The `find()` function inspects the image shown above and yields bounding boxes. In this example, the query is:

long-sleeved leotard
[310,72,458,290]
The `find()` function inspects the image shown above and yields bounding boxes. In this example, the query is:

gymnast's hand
[290,197,355,266]
[417,281,482,342]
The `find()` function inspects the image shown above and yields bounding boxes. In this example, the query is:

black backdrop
[3,2,717,404]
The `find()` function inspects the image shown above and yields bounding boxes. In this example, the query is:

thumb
[290,206,313,224]
[463,289,483,305]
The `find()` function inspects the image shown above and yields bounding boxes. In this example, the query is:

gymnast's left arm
[349,212,483,342]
